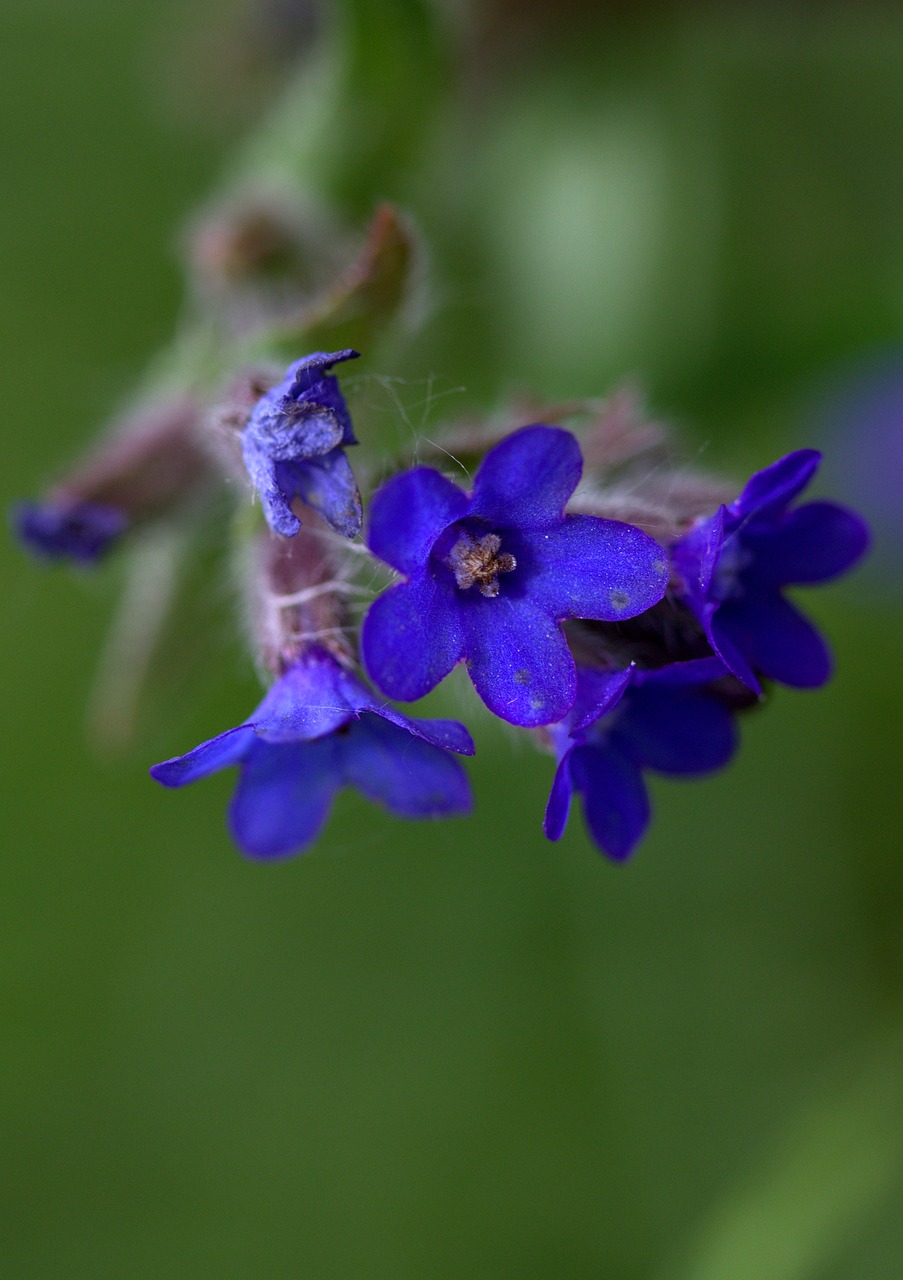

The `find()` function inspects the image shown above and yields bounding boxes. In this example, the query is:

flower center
[447,531,516,598]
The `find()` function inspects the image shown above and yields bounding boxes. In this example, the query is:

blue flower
[150,647,474,859]
[241,349,362,539]
[361,426,671,728]
[544,658,739,861]
[672,451,870,694]
[13,499,126,564]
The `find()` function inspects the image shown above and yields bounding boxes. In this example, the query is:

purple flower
[150,647,474,860]
[13,499,126,564]
[544,658,739,861]
[672,451,869,694]
[241,350,362,539]
[361,426,671,728]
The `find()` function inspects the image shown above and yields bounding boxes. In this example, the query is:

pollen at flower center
[447,531,517,598]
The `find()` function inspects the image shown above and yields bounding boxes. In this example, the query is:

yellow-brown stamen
[447,531,517,598]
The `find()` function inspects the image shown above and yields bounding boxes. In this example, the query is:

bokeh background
[3,2,903,1276]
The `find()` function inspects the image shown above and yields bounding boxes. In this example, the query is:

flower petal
[570,666,634,733]
[276,446,363,539]
[367,467,470,575]
[704,605,762,694]
[713,591,832,688]
[517,515,670,622]
[250,406,344,461]
[361,702,475,755]
[543,751,575,841]
[340,716,472,818]
[570,741,650,862]
[616,685,738,775]
[635,656,729,687]
[461,595,576,726]
[250,653,356,742]
[248,351,359,452]
[150,725,256,787]
[229,738,340,859]
[745,501,870,586]
[331,661,475,755]
[672,507,726,602]
[242,445,300,538]
[469,426,582,529]
[732,449,820,523]
[362,572,465,701]
[285,349,360,444]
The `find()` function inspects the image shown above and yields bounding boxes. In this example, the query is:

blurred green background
[3,2,903,1276]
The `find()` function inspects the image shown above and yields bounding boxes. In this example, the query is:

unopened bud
[16,396,212,564]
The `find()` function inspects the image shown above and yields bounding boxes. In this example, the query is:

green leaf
[260,203,418,358]
[658,1025,903,1280]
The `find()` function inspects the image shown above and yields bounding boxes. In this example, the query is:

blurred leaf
[87,525,185,752]
[233,0,447,211]
[86,502,241,754]
[658,1024,903,1280]
[266,202,417,357]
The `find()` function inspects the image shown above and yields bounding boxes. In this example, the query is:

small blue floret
[150,646,474,860]
[544,658,739,861]
[672,450,870,693]
[241,350,363,539]
[361,426,671,727]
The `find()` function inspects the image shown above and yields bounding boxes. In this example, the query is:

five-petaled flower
[241,349,363,539]
[14,499,127,564]
[544,658,740,861]
[150,646,474,859]
[361,426,671,727]
[672,450,870,694]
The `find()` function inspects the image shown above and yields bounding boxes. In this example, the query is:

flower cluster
[16,340,868,864]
